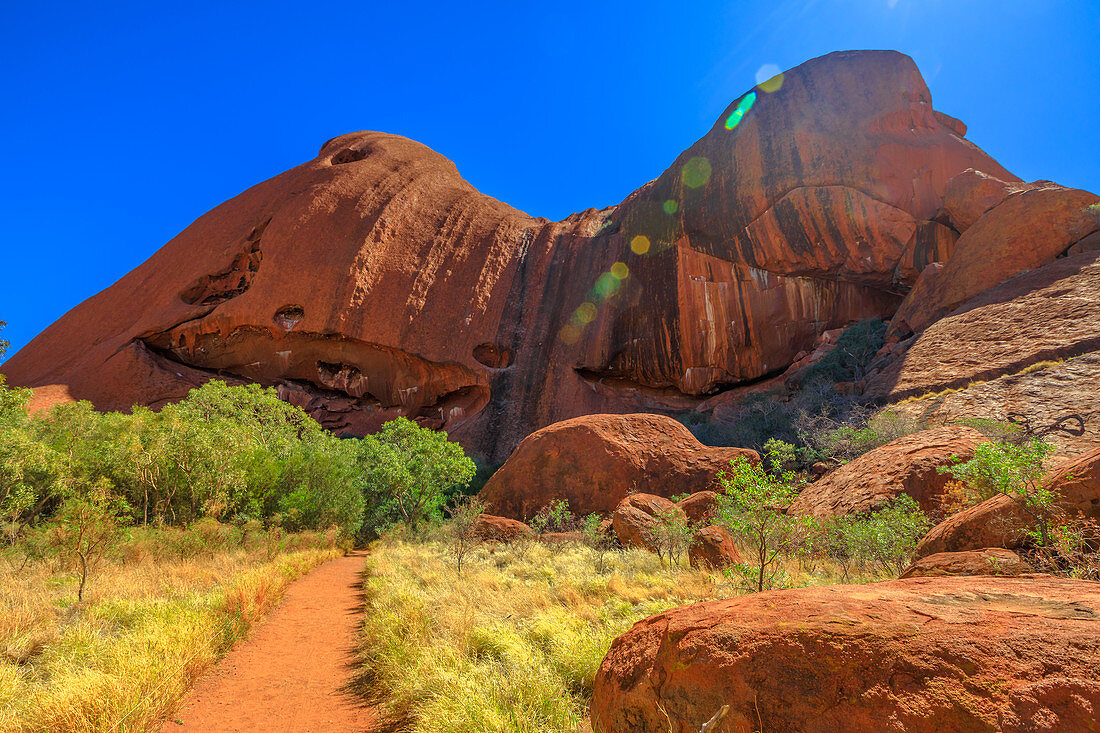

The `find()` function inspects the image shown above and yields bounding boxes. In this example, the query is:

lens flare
[724,91,757,130]
[681,157,712,188]
[755,64,781,85]
[757,72,784,93]
[630,234,651,255]
[574,301,597,325]
[662,199,678,215]
[559,324,582,344]
[592,272,621,300]
[610,262,629,280]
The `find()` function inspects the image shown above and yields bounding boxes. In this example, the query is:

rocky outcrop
[591,576,1100,733]
[478,414,756,519]
[470,514,534,543]
[890,183,1099,337]
[788,426,987,517]
[677,491,718,524]
[611,493,686,550]
[688,525,741,569]
[2,51,1018,462]
[899,548,1032,578]
[916,446,1100,557]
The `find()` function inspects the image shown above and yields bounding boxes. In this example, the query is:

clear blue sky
[1,0,1097,360]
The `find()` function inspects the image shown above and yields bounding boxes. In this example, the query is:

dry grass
[0,530,341,733]
[355,536,885,733]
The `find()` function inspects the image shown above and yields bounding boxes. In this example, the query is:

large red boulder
[611,493,686,551]
[591,576,1100,733]
[688,525,742,569]
[470,514,534,543]
[479,414,756,519]
[915,445,1100,557]
[788,426,988,517]
[676,491,718,524]
[2,51,1016,463]
[899,548,1032,578]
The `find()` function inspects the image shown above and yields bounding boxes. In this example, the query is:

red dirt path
[161,551,375,732]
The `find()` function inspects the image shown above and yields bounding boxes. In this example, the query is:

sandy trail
[161,551,375,732]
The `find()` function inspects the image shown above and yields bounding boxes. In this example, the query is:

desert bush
[797,407,921,465]
[824,496,931,578]
[444,496,487,573]
[529,499,576,536]
[715,456,801,592]
[642,508,696,568]
[941,438,1059,546]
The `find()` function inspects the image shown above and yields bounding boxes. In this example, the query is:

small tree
[445,495,486,574]
[529,498,574,536]
[715,456,799,592]
[642,508,696,568]
[941,438,1058,546]
[48,483,130,602]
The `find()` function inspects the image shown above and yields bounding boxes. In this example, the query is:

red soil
[161,552,375,732]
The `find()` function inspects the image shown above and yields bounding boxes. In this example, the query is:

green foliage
[799,318,887,386]
[642,507,696,568]
[47,484,131,601]
[715,456,800,592]
[529,498,576,535]
[355,416,476,538]
[824,496,931,578]
[0,319,8,360]
[444,495,487,573]
[797,408,920,465]
[941,438,1059,545]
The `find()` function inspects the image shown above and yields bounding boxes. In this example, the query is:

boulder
[899,548,1032,578]
[871,251,1100,405]
[940,168,1036,233]
[479,414,756,519]
[470,514,534,543]
[916,446,1100,557]
[591,576,1100,733]
[688,525,742,569]
[788,426,988,517]
[890,183,1100,336]
[612,494,686,550]
[2,51,1017,463]
[677,491,718,524]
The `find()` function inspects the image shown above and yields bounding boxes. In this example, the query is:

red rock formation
[890,183,1099,336]
[677,491,718,524]
[1,51,1017,461]
[788,426,988,517]
[478,414,756,519]
[611,493,685,550]
[916,446,1100,557]
[591,576,1100,733]
[899,548,1032,578]
[688,525,742,569]
[470,514,534,543]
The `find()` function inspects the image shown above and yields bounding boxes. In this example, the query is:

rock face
[478,414,756,519]
[890,183,1100,337]
[677,491,718,524]
[611,493,686,550]
[688,525,741,569]
[916,446,1100,557]
[788,426,987,517]
[899,548,1032,578]
[470,514,534,543]
[2,50,1017,462]
[591,576,1100,733]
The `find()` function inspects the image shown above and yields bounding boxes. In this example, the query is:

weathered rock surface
[470,514,534,543]
[677,491,718,524]
[870,251,1100,456]
[612,493,686,550]
[916,446,1100,557]
[2,51,1017,462]
[591,576,1100,733]
[688,525,741,569]
[940,168,1037,233]
[899,548,1032,578]
[890,183,1100,336]
[478,414,756,519]
[789,426,987,517]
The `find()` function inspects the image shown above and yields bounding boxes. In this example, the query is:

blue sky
[1,0,1097,360]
